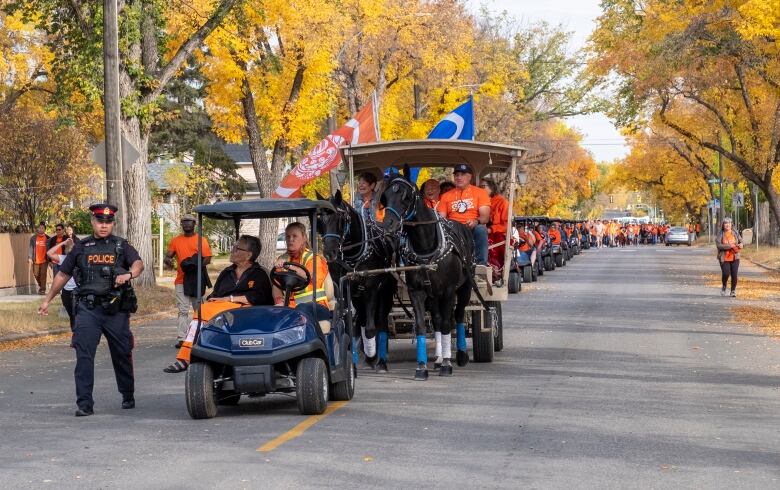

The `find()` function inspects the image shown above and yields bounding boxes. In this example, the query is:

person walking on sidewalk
[716,218,743,298]
[164,214,212,348]
[29,222,49,294]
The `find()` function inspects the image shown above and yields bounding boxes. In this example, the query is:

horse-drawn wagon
[331,140,526,379]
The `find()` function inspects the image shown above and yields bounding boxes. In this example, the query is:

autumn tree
[6,0,241,285]
[589,0,780,243]
[0,7,52,115]
[0,107,99,229]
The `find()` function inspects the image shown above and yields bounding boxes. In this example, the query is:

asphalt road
[1,246,779,489]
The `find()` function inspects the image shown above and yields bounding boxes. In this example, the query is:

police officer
[39,203,144,417]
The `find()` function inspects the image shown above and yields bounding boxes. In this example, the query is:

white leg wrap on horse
[434,331,442,358]
[361,327,377,357]
[442,333,452,359]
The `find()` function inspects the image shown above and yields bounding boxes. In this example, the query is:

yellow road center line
[257,401,348,452]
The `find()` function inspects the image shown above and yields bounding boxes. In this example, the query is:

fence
[0,233,47,295]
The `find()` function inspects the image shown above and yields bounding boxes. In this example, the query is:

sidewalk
[0,294,44,304]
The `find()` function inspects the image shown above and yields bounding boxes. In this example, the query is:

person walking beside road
[46,236,77,331]
[436,164,491,265]
[165,214,212,348]
[38,203,144,417]
[29,222,49,294]
[47,223,68,275]
[716,218,743,298]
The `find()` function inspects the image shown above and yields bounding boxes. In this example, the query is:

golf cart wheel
[489,301,504,352]
[536,260,543,276]
[543,256,553,271]
[296,357,329,415]
[185,362,218,419]
[554,254,564,268]
[508,271,520,294]
[532,263,539,281]
[522,266,532,285]
[471,309,494,363]
[331,334,355,401]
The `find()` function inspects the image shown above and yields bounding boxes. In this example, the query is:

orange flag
[273,96,380,198]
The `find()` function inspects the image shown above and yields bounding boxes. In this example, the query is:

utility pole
[104,0,125,236]
[717,134,724,227]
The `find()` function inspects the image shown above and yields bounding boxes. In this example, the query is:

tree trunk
[241,77,278,271]
[122,115,156,287]
[762,183,780,245]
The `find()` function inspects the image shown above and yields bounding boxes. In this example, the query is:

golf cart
[185,199,355,419]
[512,216,540,287]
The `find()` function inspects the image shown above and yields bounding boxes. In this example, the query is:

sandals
[163,360,189,373]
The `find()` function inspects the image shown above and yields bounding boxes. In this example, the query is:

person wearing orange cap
[39,203,144,417]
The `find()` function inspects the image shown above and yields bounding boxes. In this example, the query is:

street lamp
[517,169,529,187]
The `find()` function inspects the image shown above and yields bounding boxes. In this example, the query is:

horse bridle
[322,204,352,252]
[383,177,420,224]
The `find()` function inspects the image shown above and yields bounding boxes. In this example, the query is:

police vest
[77,237,126,297]
[279,249,329,309]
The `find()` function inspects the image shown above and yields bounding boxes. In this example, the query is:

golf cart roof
[194,198,335,220]
[513,215,547,222]
[342,139,526,176]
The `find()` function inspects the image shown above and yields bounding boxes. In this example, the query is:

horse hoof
[456,350,469,367]
[375,360,388,373]
[414,368,429,381]
[439,365,453,376]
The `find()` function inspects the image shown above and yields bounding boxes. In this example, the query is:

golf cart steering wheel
[271,261,311,297]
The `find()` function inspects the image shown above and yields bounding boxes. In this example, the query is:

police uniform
[58,204,142,416]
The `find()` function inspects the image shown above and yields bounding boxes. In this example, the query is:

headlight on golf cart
[206,312,234,332]
[272,325,306,348]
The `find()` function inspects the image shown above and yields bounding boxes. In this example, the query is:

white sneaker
[720,288,726,297]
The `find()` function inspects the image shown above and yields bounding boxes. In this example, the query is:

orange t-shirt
[722,231,737,262]
[489,194,509,235]
[34,234,47,264]
[436,185,490,224]
[548,229,562,245]
[168,234,212,285]
[424,197,439,209]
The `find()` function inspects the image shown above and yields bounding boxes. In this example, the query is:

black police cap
[89,203,118,222]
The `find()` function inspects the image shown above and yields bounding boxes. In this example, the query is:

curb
[747,258,780,273]
[0,311,175,345]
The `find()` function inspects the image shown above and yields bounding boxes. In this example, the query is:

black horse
[317,190,396,373]
[381,169,474,380]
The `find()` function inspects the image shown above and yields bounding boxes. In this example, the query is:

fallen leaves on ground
[703,273,780,300]
[732,306,780,337]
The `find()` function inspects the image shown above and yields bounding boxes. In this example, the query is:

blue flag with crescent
[427,97,474,140]
[400,97,475,183]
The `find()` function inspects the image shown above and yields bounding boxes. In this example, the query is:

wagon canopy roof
[194,198,335,220]
[343,139,526,174]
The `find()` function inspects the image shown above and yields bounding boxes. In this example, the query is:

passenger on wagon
[164,235,273,373]
[353,171,385,222]
[481,178,509,281]
[436,164,491,265]
[272,222,336,331]
[422,179,441,209]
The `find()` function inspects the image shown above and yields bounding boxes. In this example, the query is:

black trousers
[72,302,134,410]
[720,259,740,291]
[61,289,75,331]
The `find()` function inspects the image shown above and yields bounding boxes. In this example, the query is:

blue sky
[467,0,629,162]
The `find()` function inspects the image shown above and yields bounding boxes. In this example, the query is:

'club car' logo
[239,338,264,348]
